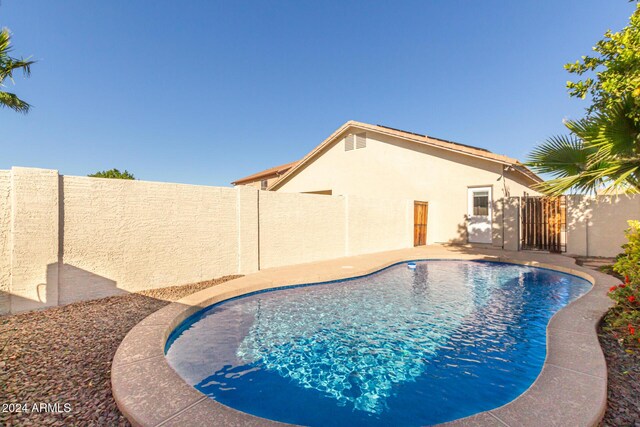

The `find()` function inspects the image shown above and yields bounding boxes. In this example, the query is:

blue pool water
[165,260,591,426]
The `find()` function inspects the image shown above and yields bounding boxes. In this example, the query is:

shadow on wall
[454,218,468,244]
[565,196,592,253]
[450,197,520,250]
[452,215,495,246]
[59,263,121,306]
[498,197,521,251]
[1,263,120,315]
[565,195,638,257]
[0,262,60,315]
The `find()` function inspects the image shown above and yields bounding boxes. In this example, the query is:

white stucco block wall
[566,195,640,257]
[501,197,521,252]
[236,185,259,274]
[0,169,415,313]
[346,195,413,256]
[59,176,240,303]
[0,170,12,314]
[258,191,346,269]
[9,167,60,312]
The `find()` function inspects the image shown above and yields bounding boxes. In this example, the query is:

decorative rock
[0,275,240,426]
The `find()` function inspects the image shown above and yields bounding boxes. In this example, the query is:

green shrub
[605,220,640,346]
[88,169,135,180]
[613,220,640,285]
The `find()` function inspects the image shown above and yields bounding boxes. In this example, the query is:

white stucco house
[233,121,541,247]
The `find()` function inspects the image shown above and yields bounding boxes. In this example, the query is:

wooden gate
[414,201,428,246]
[521,195,566,252]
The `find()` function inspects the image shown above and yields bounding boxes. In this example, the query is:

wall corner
[9,167,60,313]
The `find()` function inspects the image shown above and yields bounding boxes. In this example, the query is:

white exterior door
[467,187,492,244]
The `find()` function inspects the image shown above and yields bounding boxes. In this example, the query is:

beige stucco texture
[0,168,413,313]
[275,130,536,245]
[0,170,12,314]
[0,164,637,314]
[566,194,640,257]
[258,191,413,269]
[59,176,241,305]
[7,167,60,313]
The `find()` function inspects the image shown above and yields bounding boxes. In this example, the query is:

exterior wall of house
[275,131,538,246]
[0,167,412,313]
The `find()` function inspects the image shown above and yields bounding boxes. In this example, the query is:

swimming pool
[165,260,591,426]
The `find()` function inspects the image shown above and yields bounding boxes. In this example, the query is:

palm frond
[529,96,640,196]
[0,28,35,113]
[0,91,31,113]
[527,134,592,177]
[0,57,33,82]
[581,98,638,160]
[0,28,11,56]
[0,29,34,84]
[532,172,603,196]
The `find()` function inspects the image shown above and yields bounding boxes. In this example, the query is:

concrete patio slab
[545,327,607,378]
[490,364,606,427]
[442,411,507,427]
[112,324,166,367]
[112,245,618,427]
[112,355,205,426]
[157,397,289,427]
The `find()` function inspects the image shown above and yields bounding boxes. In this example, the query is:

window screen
[261,179,268,190]
[473,191,489,216]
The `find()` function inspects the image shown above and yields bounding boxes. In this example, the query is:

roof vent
[345,134,354,151]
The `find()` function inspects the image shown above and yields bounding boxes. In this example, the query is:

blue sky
[0,1,634,186]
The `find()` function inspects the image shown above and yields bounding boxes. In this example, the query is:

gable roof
[231,160,299,185]
[269,121,541,190]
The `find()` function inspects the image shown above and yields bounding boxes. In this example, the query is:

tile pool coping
[111,247,617,426]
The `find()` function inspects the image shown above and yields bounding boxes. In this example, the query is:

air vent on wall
[345,134,354,151]
[355,133,366,149]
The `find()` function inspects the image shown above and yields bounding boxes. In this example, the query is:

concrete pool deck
[111,245,618,426]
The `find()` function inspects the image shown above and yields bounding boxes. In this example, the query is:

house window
[345,133,366,151]
[261,179,268,190]
[472,191,489,216]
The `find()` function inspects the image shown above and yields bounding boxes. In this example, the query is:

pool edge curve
[111,248,616,427]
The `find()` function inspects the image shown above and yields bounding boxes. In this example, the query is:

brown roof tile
[231,160,299,185]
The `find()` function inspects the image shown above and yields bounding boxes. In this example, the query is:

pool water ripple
[165,261,590,426]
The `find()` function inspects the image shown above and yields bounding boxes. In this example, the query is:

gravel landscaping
[575,257,640,426]
[599,324,640,426]
[0,276,240,427]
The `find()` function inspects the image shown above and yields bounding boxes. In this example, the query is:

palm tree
[0,28,34,113]
[528,97,640,195]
